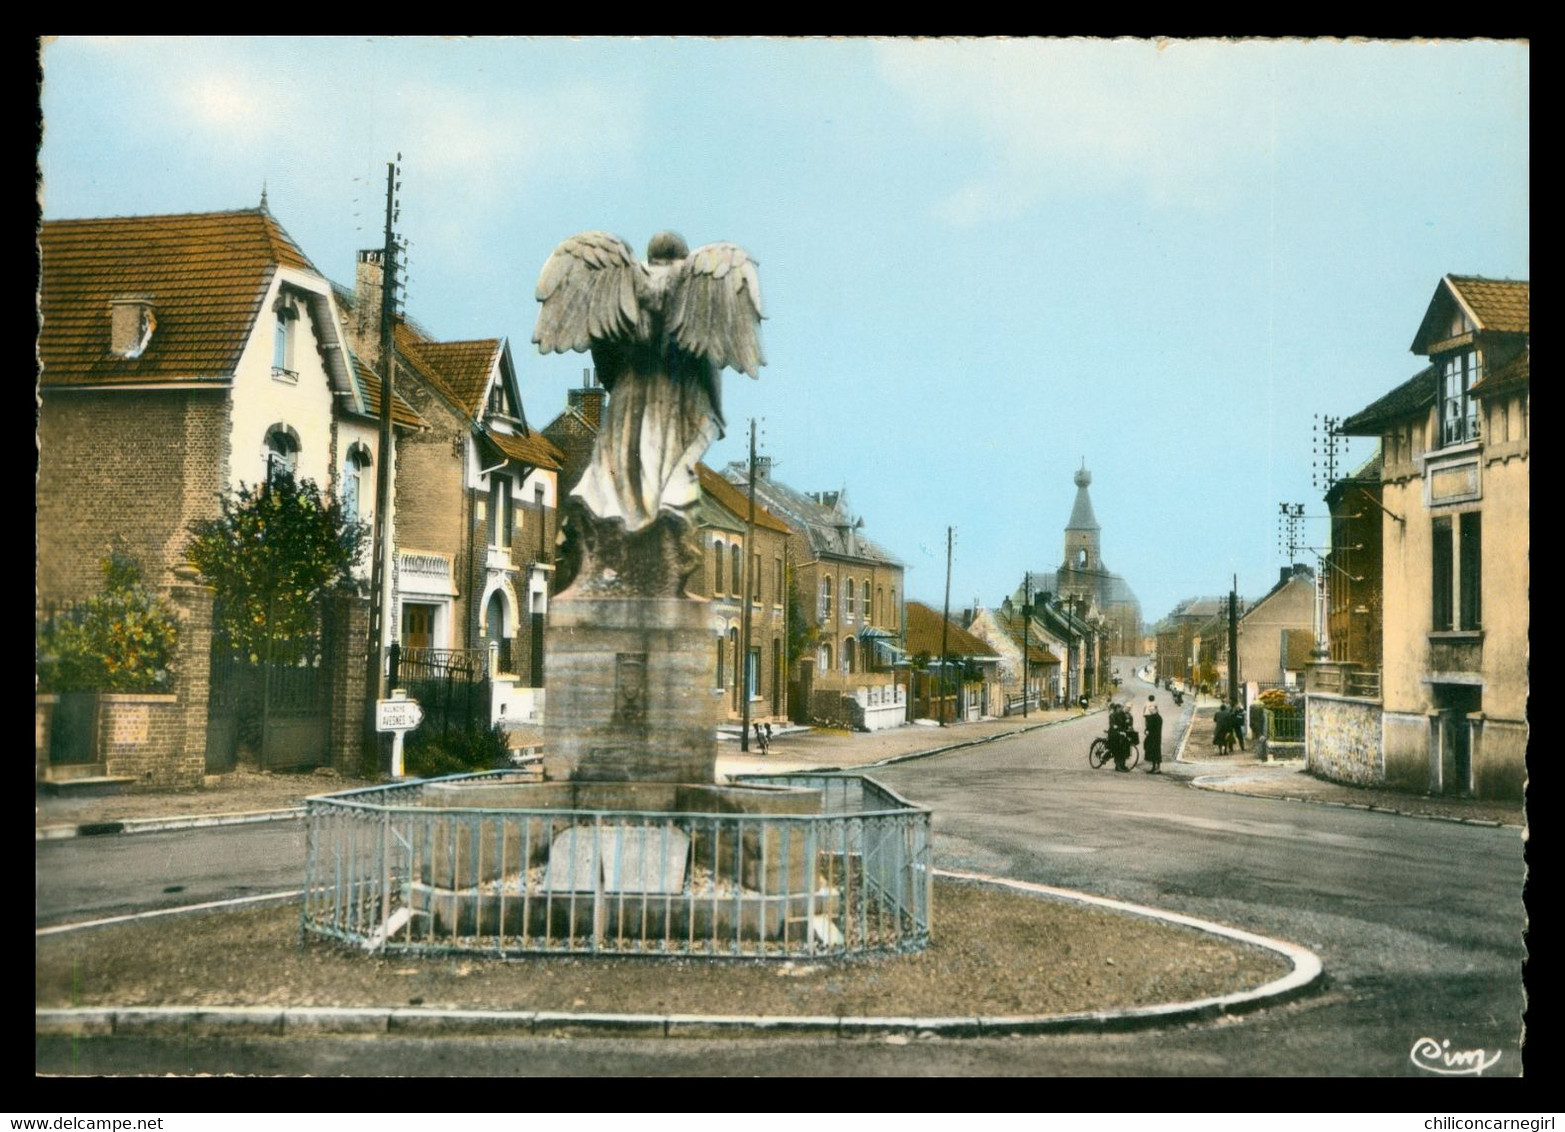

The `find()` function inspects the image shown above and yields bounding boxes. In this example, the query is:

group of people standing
[1212,701,1247,755]
[1106,695,1163,773]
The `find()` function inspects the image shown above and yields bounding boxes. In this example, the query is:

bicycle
[1088,731,1141,770]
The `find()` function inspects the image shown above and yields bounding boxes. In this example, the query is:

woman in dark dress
[1143,695,1163,773]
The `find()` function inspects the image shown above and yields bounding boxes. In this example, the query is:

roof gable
[40,209,320,387]
[1411,275,1530,354]
[904,601,999,659]
[697,465,791,534]
[1340,364,1437,435]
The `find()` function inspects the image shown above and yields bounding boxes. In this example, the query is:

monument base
[544,596,718,783]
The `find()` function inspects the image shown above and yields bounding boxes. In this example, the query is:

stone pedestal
[544,596,718,783]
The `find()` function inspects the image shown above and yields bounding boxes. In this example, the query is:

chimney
[109,297,156,359]
[567,368,605,429]
[353,249,385,363]
[754,455,773,480]
[1280,566,1293,586]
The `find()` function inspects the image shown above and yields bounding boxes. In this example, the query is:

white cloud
[875,38,1277,225]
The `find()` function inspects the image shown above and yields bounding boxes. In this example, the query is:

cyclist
[1108,700,1137,772]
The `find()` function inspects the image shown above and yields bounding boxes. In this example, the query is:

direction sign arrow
[376,698,425,732]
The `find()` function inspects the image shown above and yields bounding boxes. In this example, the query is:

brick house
[38,207,419,783]
[336,252,563,727]
[1321,450,1384,689]
[540,374,796,726]
[694,465,792,724]
[1235,564,1317,690]
[1311,275,1529,800]
[965,603,1062,713]
[904,601,1000,721]
[724,460,907,730]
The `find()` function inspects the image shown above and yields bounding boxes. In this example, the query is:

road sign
[376,697,424,733]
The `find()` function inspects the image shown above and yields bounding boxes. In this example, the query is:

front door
[402,603,436,651]
[1434,683,1482,795]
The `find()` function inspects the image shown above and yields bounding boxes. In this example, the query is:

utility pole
[363,157,402,770]
[1020,573,1031,718]
[1228,574,1239,708]
[938,526,953,727]
[740,419,757,752]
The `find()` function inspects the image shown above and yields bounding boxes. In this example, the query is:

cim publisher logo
[1410,1036,1503,1076]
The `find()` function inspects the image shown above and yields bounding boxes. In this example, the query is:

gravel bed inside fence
[38,878,1292,1019]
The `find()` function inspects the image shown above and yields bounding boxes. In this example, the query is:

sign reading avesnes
[376,698,424,732]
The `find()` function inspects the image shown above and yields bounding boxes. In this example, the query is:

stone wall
[1305,693,1383,787]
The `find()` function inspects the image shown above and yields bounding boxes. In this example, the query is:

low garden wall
[1305,693,1383,787]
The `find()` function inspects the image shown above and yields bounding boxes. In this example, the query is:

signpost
[376,689,424,778]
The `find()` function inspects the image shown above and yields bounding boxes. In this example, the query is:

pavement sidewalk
[1169,699,1523,828]
[36,705,1098,837]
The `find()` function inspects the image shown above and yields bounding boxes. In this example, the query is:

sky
[37,37,1530,623]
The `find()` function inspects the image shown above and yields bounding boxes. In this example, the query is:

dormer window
[1440,349,1482,447]
[272,295,300,380]
[109,297,156,359]
[487,381,517,418]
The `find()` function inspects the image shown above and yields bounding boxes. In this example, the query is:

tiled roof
[1471,348,1529,397]
[727,470,902,567]
[1340,364,1437,435]
[351,357,426,429]
[483,426,563,471]
[905,601,999,659]
[992,611,1062,666]
[1448,276,1529,335]
[697,465,791,534]
[40,209,317,387]
[391,322,466,412]
[404,338,502,418]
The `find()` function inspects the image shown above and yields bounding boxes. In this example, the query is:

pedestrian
[1142,695,1163,773]
[764,722,774,750]
[1213,702,1232,754]
[1108,700,1136,772]
[753,721,769,756]
[1232,701,1247,752]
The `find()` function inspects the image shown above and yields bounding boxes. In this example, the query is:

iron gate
[207,599,333,772]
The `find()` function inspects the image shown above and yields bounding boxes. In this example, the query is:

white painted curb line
[36,871,1323,1038]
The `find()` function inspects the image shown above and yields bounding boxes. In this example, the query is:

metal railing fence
[302,772,930,959]
[1264,708,1305,742]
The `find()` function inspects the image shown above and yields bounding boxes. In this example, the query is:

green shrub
[37,552,179,693]
[404,724,510,779]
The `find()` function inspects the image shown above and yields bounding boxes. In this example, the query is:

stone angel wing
[532,231,651,355]
[667,243,766,378]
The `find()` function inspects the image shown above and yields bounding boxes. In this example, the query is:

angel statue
[534,230,764,595]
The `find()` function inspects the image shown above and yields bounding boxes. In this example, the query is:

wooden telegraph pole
[740,420,758,752]
[938,526,953,727]
[1020,572,1031,718]
[362,158,402,769]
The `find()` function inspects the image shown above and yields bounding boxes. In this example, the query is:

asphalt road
[35,662,1531,1076]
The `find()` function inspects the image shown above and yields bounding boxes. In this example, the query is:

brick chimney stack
[353,249,385,364]
[566,367,605,428]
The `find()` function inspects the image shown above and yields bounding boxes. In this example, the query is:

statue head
[647,230,689,264]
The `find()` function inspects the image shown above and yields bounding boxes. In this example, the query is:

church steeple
[1066,460,1100,533]
[1062,460,1103,577]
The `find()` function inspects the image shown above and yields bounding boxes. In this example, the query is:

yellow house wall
[227,269,339,492]
[1377,391,1528,799]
